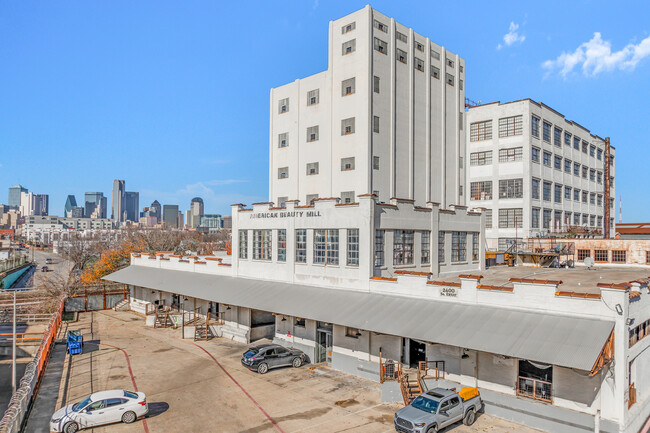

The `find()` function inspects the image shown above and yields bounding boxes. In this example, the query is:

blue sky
[1,1,649,220]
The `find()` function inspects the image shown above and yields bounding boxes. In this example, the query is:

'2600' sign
[440,287,458,297]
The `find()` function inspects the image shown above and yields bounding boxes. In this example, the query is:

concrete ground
[25,310,542,433]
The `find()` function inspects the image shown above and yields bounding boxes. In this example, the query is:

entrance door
[408,339,426,368]
[316,330,333,364]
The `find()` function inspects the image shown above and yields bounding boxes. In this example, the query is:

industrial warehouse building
[104,6,649,433]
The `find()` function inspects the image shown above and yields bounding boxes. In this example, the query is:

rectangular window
[564,132,572,146]
[341,22,356,34]
[531,116,540,137]
[278,167,289,179]
[307,89,319,106]
[574,213,580,225]
[415,41,424,52]
[597,194,603,206]
[438,232,445,263]
[277,197,288,207]
[278,98,289,114]
[595,250,608,262]
[554,184,562,203]
[470,150,492,165]
[590,193,595,205]
[396,48,408,64]
[294,317,305,327]
[414,57,424,72]
[564,159,571,173]
[447,58,455,68]
[295,229,307,263]
[277,229,286,262]
[314,229,339,265]
[553,127,562,147]
[532,147,540,163]
[597,148,603,160]
[342,77,355,96]
[421,231,430,264]
[446,73,454,86]
[499,179,523,199]
[459,79,464,90]
[484,210,492,228]
[373,19,387,33]
[499,116,523,137]
[574,189,580,201]
[573,162,580,176]
[396,31,408,43]
[341,157,355,171]
[430,65,440,79]
[470,120,492,142]
[499,147,523,162]
[612,250,626,263]
[253,229,272,261]
[564,186,571,200]
[341,117,355,135]
[238,230,248,259]
[554,155,562,170]
[597,172,602,184]
[577,249,590,261]
[498,208,523,228]
[582,140,588,154]
[347,229,359,266]
[590,145,595,157]
[306,125,319,142]
[531,207,540,228]
[543,181,552,201]
[582,166,588,179]
[431,49,440,60]
[590,169,595,181]
[278,132,288,148]
[472,233,479,261]
[306,162,319,175]
[374,37,388,54]
[373,115,380,133]
[532,178,540,199]
[582,214,588,225]
[342,39,356,55]
[374,230,385,266]
[582,191,588,203]
[373,76,380,93]
[451,232,467,262]
[470,181,492,200]
[393,230,414,265]
[543,121,552,142]
[345,327,360,338]
[341,191,355,203]
[373,156,380,170]
[573,136,580,150]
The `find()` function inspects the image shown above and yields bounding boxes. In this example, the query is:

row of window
[532,148,609,184]
[530,179,603,205]
[373,230,479,266]
[278,157,356,179]
[577,249,628,264]
[275,192,357,207]
[629,316,650,348]
[532,209,604,229]
[469,117,523,141]
[239,229,360,266]
[531,116,605,161]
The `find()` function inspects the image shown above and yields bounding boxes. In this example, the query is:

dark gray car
[241,343,306,374]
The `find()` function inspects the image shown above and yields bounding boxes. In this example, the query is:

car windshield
[124,391,138,399]
[72,397,92,412]
[411,396,439,414]
[244,349,258,358]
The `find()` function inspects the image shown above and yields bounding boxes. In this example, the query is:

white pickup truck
[393,387,482,433]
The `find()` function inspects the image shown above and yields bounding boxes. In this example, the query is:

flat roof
[105,266,614,371]
[437,266,649,294]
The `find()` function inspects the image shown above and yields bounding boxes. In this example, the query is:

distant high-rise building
[8,185,28,209]
[69,207,84,218]
[111,180,125,223]
[64,195,79,217]
[178,211,184,229]
[188,197,204,228]
[162,205,179,228]
[85,192,107,219]
[124,191,139,222]
[199,214,222,229]
[20,192,48,216]
[221,215,232,229]
[150,200,162,220]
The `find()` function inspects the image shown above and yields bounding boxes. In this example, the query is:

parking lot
[25,310,541,433]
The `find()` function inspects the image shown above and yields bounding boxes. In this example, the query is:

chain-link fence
[0,297,64,433]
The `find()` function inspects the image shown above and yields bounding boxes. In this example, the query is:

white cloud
[543,32,650,78]
[497,22,525,50]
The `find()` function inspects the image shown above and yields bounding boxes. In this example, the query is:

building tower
[124,191,140,222]
[8,185,28,209]
[111,180,125,223]
[189,197,204,228]
[150,200,162,221]
[85,192,107,219]
[64,195,78,217]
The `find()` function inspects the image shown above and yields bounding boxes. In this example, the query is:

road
[16,248,72,289]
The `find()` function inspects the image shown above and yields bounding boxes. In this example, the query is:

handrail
[517,376,552,402]
[417,360,445,381]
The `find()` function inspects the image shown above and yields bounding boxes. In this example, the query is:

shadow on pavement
[146,402,170,418]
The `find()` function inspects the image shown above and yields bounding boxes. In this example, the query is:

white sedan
[50,390,148,433]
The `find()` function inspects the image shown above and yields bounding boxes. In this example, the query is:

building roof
[616,223,650,235]
[105,266,614,371]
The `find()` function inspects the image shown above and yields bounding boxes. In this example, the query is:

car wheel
[426,425,438,433]
[292,357,302,368]
[258,363,269,374]
[463,408,476,426]
[63,421,79,433]
[122,411,137,424]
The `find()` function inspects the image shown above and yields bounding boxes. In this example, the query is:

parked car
[241,343,306,374]
[45,258,53,264]
[41,266,48,272]
[49,390,148,433]
[394,387,482,433]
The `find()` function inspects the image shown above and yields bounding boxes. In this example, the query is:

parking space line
[289,403,384,432]
[99,343,150,433]
[188,341,286,433]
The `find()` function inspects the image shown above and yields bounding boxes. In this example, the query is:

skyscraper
[20,192,48,216]
[8,185,28,209]
[124,191,140,222]
[64,195,78,217]
[162,204,179,228]
[85,192,107,219]
[150,200,162,220]
[111,180,125,223]
[188,197,204,228]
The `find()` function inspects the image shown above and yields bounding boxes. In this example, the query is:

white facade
[466,100,616,249]
[20,216,114,244]
[19,192,49,217]
[269,6,466,208]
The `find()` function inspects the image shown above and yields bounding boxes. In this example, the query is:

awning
[105,266,614,371]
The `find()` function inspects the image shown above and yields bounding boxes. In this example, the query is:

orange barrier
[36,297,64,380]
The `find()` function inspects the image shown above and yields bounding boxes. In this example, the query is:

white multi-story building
[466,99,616,250]
[20,216,114,244]
[270,5,466,208]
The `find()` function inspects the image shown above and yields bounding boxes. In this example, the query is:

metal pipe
[12,289,16,393]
